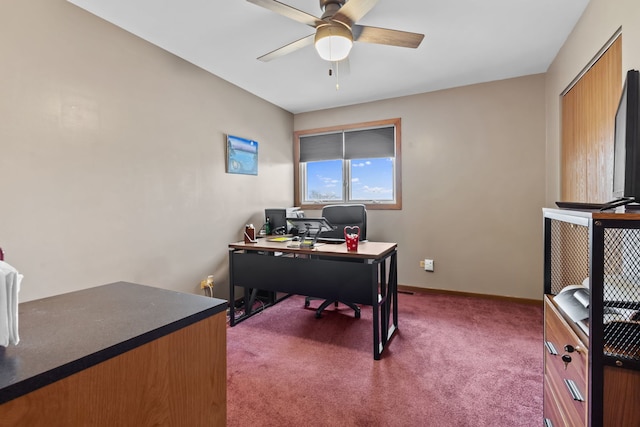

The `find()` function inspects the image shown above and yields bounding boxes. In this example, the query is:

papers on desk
[268,236,292,242]
[0,260,21,347]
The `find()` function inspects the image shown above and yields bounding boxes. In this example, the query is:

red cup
[344,226,360,251]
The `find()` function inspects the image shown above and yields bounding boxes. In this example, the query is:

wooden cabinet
[544,296,588,425]
[0,282,227,426]
[543,208,640,427]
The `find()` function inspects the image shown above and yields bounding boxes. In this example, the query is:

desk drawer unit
[543,209,640,426]
[544,296,587,426]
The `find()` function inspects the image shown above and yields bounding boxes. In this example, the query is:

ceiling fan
[247,0,425,62]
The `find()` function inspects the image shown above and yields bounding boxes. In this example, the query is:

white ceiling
[67,0,590,114]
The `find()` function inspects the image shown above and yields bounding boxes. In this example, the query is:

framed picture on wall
[226,134,258,175]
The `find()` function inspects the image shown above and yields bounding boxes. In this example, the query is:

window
[294,118,401,210]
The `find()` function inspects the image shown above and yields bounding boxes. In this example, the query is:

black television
[602,69,640,210]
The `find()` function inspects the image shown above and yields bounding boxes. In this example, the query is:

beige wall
[0,0,294,301]
[295,75,547,300]
[2,0,552,303]
[545,0,640,207]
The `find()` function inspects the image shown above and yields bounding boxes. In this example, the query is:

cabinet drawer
[544,364,587,426]
[544,377,569,427]
[544,297,588,425]
[544,297,588,382]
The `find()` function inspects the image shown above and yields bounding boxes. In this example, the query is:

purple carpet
[227,292,543,426]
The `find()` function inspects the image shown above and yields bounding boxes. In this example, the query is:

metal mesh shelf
[545,211,640,369]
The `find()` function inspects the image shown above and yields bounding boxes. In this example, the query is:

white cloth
[0,261,21,346]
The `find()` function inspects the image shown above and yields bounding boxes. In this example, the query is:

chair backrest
[320,204,367,241]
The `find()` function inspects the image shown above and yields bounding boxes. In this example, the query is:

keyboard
[316,237,345,244]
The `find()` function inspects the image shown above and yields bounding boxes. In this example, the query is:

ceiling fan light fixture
[314,24,353,62]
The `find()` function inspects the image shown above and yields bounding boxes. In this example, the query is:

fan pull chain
[329,62,340,91]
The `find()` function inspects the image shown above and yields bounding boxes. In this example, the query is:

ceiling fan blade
[257,34,315,62]
[332,0,378,27]
[247,0,323,28]
[353,24,424,48]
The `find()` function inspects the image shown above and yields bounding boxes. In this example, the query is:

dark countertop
[0,281,227,404]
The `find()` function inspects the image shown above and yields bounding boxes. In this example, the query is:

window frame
[293,118,402,210]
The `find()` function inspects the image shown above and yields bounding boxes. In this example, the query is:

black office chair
[305,204,367,319]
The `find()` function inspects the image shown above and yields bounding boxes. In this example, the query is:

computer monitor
[265,207,304,234]
[264,208,287,235]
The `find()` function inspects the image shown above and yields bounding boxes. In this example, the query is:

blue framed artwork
[226,134,258,175]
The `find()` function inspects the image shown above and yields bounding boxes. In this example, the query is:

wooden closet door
[561,36,622,203]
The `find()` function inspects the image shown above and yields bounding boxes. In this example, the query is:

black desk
[228,240,398,360]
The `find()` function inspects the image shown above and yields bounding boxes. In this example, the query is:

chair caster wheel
[315,311,322,319]
[305,300,310,308]
[355,310,361,319]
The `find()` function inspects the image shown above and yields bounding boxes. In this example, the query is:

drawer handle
[544,418,553,427]
[564,379,584,402]
[545,341,558,355]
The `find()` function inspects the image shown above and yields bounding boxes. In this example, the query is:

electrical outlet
[419,260,425,268]
[424,259,434,272]
[200,275,214,289]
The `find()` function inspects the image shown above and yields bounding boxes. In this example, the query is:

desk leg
[373,250,398,360]
[372,261,381,360]
[229,249,236,326]
[391,252,398,329]
[245,288,259,316]
[380,259,389,349]
[386,252,398,346]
